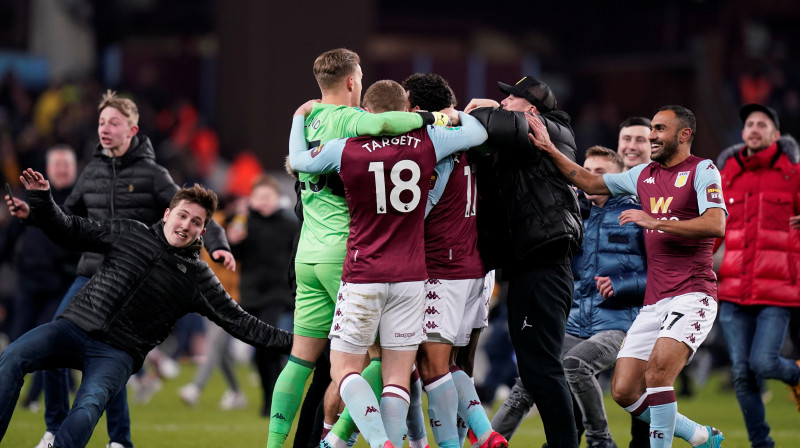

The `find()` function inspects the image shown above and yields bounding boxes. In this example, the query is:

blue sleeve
[603,164,647,196]
[428,112,488,161]
[288,115,344,174]
[694,159,728,217]
[426,157,454,218]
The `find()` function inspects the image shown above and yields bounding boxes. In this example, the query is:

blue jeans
[44,275,133,447]
[719,301,800,448]
[0,319,135,447]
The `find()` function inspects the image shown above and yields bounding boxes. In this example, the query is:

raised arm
[527,113,611,195]
[20,168,117,253]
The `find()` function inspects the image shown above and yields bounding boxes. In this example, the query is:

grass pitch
[4,364,800,447]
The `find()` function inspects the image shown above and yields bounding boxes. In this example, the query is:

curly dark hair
[402,73,456,112]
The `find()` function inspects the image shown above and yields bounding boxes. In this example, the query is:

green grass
[4,364,800,447]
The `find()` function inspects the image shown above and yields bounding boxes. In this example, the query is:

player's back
[339,129,437,283]
[425,152,484,280]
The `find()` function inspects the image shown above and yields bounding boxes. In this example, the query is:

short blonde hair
[98,89,139,127]
[585,145,624,171]
[313,48,360,91]
[363,80,407,114]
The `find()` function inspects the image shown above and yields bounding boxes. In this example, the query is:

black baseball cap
[498,76,557,113]
[739,103,780,129]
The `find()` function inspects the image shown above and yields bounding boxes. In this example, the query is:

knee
[563,357,592,390]
[611,381,638,408]
[750,353,780,379]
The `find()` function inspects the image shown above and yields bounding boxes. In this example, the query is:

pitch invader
[532,105,726,448]
[288,80,487,448]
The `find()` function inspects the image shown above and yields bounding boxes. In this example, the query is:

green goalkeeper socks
[267,356,315,448]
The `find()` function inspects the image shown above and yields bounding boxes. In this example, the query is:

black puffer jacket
[28,189,291,369]
[60,135,230,276]
[470,108,583,272]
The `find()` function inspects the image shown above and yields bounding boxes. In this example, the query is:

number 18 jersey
[338,129,437,283]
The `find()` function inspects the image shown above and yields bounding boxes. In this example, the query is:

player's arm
[428,112,488,160]
[526,113,610,195]
[619,207,726,238]
[353,110,449,136]
[287,115,344,174]
[426,157,454,217]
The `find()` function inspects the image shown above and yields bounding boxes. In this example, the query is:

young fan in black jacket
[0,169,292,448]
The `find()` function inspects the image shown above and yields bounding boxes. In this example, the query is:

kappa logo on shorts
[425,306,440,315]
[335,309,343,316]
[692,322,701,331]
[699,297,710,307]
[425,279,441,285]
[426,291,440,300]
[697,309,706,318]
[686,334,696,344]
[333,323,341,331]
[426,321,439,329]
[337,293,344,302]
[364,406,379,416]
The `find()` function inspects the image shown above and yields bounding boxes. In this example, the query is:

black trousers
[507,261,578,448]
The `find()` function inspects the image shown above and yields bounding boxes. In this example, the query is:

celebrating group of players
[272,46,730,448]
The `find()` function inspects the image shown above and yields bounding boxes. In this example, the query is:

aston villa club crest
[675,171,690,188]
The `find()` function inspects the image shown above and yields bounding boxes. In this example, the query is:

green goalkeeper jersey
[295,102,424,263]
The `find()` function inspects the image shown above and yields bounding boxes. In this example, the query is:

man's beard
[652,138,678,164]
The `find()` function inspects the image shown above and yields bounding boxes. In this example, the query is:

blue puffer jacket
[567,194,646,338]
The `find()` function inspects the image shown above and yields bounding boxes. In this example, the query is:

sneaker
[383,442,397,448]
[107,443,126,448]
[34,431,54,448]
[21,400,41,413]
[789,360,800,412]
[694,426,724,448]
[178,383,200,407]
[156,356,180,379]
[586,436,618,448]
[479,431,508,448]
[219,389,248,410]
[134,376,162,404]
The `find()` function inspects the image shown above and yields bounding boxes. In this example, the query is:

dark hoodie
[59,135,230,276]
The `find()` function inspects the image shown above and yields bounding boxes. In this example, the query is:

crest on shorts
[674,171,690,188]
